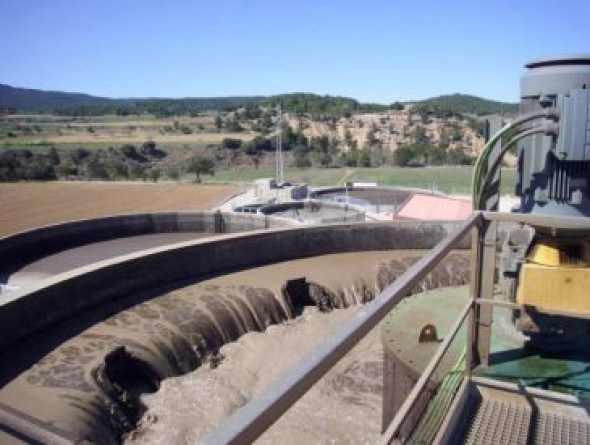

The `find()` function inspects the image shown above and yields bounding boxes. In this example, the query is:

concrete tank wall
[0,211,297,280]
[309,186,445,214]
[0,221,469,355]
[259,199,366,224]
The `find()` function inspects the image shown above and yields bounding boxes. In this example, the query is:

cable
[471,109,559,201]
[471,108,558,207]
[471,122,511,203]
[473,124,539,208]
[475,123,559,209]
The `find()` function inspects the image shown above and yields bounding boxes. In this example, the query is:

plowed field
[0,182,241,237]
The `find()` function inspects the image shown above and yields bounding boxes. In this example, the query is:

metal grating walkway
[456,382,590,445]
[535,413,590,444]
[464,398,531,445]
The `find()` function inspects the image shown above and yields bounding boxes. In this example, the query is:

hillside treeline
[0,142,168,182]
[223,124,474,169]
[414,94,518,116]
[0,121,475,183]
[53,95,389,119]
[1,83,517,117]
[264,93,388,119]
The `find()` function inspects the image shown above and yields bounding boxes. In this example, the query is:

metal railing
[203,210,590,444]
[203,213,480,444]
[379,298,473,444]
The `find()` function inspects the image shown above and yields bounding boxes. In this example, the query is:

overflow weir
[0,213,469,443]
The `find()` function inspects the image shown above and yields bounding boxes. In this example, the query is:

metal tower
[275,104,284,186]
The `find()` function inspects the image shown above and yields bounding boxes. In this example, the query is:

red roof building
[394,193,472,221]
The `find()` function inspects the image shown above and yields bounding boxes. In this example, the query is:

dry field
[0,181,242,237]
[19,131,256,146]
[1,114,258,146]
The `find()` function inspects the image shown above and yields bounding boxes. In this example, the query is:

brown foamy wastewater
[126,305,383,444]
[0,250,468,443]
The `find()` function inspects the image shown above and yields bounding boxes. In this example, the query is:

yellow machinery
[473,54,590,348]
[517,238,590,315]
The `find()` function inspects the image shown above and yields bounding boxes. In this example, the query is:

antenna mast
[275,104,284,186]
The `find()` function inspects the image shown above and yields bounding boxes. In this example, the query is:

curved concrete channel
[0,218,470,443]
[0,211,298,286]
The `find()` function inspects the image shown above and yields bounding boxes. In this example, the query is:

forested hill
[262,93,387,118]
[0,83,264,115]
[413,93,519,116]
[0,83,112,112]
[0,84,386,117]
[0,83,517,117]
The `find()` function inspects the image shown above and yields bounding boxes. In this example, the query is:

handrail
[483,211,590,230]
[380,298,473,444]
[475,298,590,320]
[202,213,480,445]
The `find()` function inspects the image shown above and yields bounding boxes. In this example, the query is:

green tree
[222,138,242,150]
[282,124,298,150]
[215,115,223,130]
[226,115,243,132]
[186,156,215,182]
[105,159,128,180]
[140,140,166,158]
[85,156,109,179]
[358,149,371,167]
[393,144,416,167]
[47,147,60,165]
[466,117,486,137]
[127,162,146,180]
[447,148,473,165]
[342,148,358,167]
[243,136,272,154]
[142,140,157,154]
[22,155,57,180]
[243,103,262,119]
[72,147,90,164]
[449,123,463,142]
[120,144,139,160]
[56,159,78,179]
[428,144,447,165]
[261,112,273,131]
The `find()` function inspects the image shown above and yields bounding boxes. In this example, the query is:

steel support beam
[475,217,497,366]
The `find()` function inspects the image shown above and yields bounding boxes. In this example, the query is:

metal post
[466,224,481,372]
[476,217,497,366]
[275,104,283,186]
[472,118,503,367]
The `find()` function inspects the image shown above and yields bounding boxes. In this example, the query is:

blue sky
[1,0,588,103]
